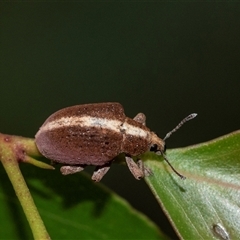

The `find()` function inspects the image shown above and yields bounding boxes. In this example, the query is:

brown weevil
[35,102,197,182]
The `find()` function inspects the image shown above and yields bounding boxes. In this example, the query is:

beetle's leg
[133,113,146,125]
[60,165,85,175]
[137,159,153,177]
[125,156,144,180]
[92,163,111,182]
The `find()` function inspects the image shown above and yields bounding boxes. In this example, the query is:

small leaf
[144,130,240,239]
[24,155,55,170]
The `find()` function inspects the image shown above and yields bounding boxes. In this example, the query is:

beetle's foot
[60,165,85,175]
[137,159,153,177]
[125,156,144,180]
[92,163,111,182]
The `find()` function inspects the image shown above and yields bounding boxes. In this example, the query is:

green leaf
[144,130,240,240]
[0,164,165,239]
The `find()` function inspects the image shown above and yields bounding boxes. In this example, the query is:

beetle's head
[149,132,166,154]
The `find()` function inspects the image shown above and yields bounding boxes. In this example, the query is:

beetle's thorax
[120,117,152,156]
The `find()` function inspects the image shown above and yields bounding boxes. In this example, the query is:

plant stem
[0,134,50,240]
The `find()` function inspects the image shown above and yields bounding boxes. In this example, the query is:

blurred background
[1,3,240,238]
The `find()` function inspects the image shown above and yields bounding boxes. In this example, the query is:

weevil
[35,102,197,182]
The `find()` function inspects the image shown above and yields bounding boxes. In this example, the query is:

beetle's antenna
[163,113,197,141]
[161,113,197,179]
[160,151,186,179]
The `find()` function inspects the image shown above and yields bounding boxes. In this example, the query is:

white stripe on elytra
[121,122,148,139]
[39,115,149,139]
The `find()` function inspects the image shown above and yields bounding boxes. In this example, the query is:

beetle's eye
[150,144,158,152]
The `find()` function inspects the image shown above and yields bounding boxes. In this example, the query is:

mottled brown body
[35,102,165,181]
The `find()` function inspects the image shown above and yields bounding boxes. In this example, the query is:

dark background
[1,3,240,238]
